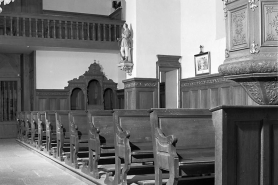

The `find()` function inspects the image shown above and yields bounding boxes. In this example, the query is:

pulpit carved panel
[262,3,278,46]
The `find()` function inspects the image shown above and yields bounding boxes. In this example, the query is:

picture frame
[194,51,211,76]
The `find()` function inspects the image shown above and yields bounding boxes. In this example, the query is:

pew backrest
[56,111,70,137]
[88,110,114,147]
[114,109,152,153]
[46,111,57,132]
[69,111,88,140]
[150,109,214,161]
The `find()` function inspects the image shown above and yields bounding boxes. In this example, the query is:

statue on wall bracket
[117,23,133,76]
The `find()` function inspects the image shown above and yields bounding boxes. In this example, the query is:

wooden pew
[45,111,57,155]
[30,111,39,147]
[37,111,47,150]
[17,112,25,140]
[16,112,21,139]
[81,110,115,178]
[24,111,32,143]
[105,109,154,185]
[55,110,71,161]
[65,111,89,169]
[150,108,215,185]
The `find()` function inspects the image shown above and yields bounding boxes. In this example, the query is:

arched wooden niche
[70,88,85,110]
[66,62,117,110]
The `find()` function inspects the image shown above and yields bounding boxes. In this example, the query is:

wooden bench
[17,112,25,140]
[45,111,57,155]
[30,111,39,147]
[65,111,89,169]
[150,108,215,185]
[81,110,114,178]
[37,111,47,151]
[55,110,71,161]
[24,112,32,143]
[105,109,154,185]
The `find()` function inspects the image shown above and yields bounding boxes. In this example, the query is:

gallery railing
[0,13,123,43]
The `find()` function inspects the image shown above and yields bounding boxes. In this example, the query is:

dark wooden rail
[0,13,124,49]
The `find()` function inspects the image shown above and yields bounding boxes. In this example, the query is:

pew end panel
[65,111,89,169]
[45,111,57,155]
[112,109,154,185]
[150,108,215,185]
[37,111,47,151]
[31,111,39,147]
[56,111,70,161]
[81,110,114,179]
[211,105,278,185]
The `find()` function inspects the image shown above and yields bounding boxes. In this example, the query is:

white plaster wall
[123,0,181,78]
[36,51,125,89]
[180,0,226,78]
[43,0,113,15]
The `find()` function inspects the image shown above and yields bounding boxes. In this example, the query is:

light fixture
[0,0,15,13]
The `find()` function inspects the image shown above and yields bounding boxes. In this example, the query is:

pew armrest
[155,127,178,146]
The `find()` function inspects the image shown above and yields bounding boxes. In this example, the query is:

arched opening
[103,88,113,110]
[70,88,85,110]
[87,80,101,105]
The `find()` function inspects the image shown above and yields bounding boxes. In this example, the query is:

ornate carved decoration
[118,62,133,76]
[225,49,230,58]
[231,9,247,47]
[265,5,278,42]
[250,41,260,54]
[219,60,278,76]
[222,0,228,19]
[124,81,157,89]
[181,77,229,87]
[36,91,69,96]
[240,81,264,104]
[265,81,278,104]
[249,0,258,11]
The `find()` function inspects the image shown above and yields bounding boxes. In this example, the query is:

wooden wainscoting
[181,73,257,109]
[123,78,158,109]
[35,89,69,111]
[0,121,17,138]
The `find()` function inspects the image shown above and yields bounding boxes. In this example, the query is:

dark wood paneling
[0,122,17,138]
[123,78,158,110]
[139,91,154,109]
[182,91,190,108]
[212,106,278,185]
[36,90,69,111]
[181,74,257,108]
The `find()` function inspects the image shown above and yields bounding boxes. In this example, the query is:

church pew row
[65,111,89,169]
[81,110,115,179]
[45,111,57,155]
[37,111,47,151]
[55,110,71,161]
[30,111,39,147]
[104,109,155,185]
[150,109,215,185]
[24,111,32,144]
[16,109,215,185]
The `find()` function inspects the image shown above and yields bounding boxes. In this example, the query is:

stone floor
[0,139,94,185]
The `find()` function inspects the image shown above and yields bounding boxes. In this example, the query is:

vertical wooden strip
[114,25,117,42]
[14,81,17,119]
[16,17,19,36]
[8,82,11,121]
[87,22,90,40]
[92,23,95,41]
[10,17,13,36]
[76,22,79,40]
[53,20,56,39]
[65,21,68,39]
[108,24,111,41]
[261,119,271,185]
[4,82,7,121]
[4,16,6,35]
[71,21,73,39]
[47,20,50,38]
[59,20,62,39]
[42,19,44,38]
[35,19,38,37]
[23,18,26,37]
[81,22,84,40]
[103,24,106,41]
[98,23,101,41]
[29,18,32,37]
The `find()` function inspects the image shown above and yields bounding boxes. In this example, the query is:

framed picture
[194,52,211,76]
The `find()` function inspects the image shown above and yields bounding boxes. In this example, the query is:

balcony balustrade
[0,12,124,51]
